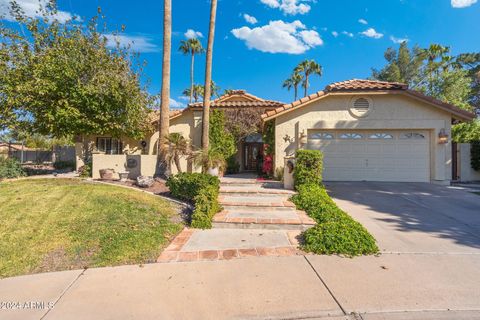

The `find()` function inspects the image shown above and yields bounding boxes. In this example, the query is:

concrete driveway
[325,182,480,254]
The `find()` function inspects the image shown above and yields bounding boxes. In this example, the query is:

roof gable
[261,79,475,122]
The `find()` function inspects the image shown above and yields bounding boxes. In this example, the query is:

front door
[244,143,263,171]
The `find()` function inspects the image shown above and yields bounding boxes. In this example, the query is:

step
[219,195,295,207]
[219,186,295,195]
[213,209,316,230]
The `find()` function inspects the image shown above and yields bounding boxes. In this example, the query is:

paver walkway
[158,174,315,262]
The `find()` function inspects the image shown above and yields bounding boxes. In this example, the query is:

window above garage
[340,133,363,139]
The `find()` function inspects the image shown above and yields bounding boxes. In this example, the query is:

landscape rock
[136,176,154,188]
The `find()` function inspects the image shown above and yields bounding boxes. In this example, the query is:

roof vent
[349,97,373,118]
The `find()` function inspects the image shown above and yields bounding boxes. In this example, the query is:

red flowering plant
[262,154,273,177]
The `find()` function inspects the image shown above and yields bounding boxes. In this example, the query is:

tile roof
[188,90,284,109]
[326,79,408,91]
[261,79,475,122]
[149,109,184,124]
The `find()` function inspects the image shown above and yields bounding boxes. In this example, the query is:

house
[76,79,477,183]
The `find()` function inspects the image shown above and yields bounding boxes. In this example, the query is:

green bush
[78,162,92,178]
[53,160,75,170]
[293,183,378,256]
[166,173,221,229]
[471,141,480,171]
[226,156,240,174]
[166,172,220,201]
[294,150,323,189]
[0,158,26,179]
[209,109,237,162]
[302,220,379,256]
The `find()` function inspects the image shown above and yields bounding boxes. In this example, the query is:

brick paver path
[158,174,315,263]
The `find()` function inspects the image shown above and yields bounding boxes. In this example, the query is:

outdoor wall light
[283,134,294,143]
[438,129,449,144]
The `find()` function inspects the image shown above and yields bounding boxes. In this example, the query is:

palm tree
[201,0,218,152]
[179,38,205,103]
[165,133,189,173]
[183,84,204,102]
[294,59,323,97]
[157,0,172,176]
[282,71,303,100]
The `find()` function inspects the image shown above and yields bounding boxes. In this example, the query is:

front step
[213,208,315,230]
[219,194,295,208]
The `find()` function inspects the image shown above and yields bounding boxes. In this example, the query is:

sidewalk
[1,255,480,320]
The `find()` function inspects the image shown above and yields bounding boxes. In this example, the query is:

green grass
[0,179,183,278]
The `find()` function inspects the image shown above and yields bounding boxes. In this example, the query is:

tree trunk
[157,0,172,177]
[201,0,217,152]
[189,52,194,104]
[174,156,182,173]
[294,85,298,101]
[304,74,309,97]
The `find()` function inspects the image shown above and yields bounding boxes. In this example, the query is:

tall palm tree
[201,0,218,152]
[179,38,205,103]
[165,133,189,173]
[282,71,303,101]
[183,84,204,102]
[157,0,172,176]
[294,59,323,97]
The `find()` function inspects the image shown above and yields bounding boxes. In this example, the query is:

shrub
[471,141,480,171]
[293,183,378,256]
[0,158,26,179]
[166,172,220,201]
[166,173,221,229]
[302,220,379,256]
[209,109,237,161]
[226,156,240,174]
[53,160,75,170]
[294,149,323,189]
[78,162,92,178]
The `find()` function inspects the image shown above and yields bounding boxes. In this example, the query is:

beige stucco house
[76,79,477,183]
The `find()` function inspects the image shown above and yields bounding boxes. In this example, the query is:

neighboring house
[77,79,477,183]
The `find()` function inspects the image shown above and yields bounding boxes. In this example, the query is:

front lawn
[0,179,183,278]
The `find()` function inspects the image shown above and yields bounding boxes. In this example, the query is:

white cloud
[184,29,203,39]
[243,13,258,24]
[170,98,185,109]
[0,0,77,22]
[451,0,477,8]
[231,20,323,54]
[361,28,383,39]
[103,34,159,53]
[358,18,368,25]
[331,31,338,37]
[342,31,354,37]
[260,0,311,15]
[390,36,409,44]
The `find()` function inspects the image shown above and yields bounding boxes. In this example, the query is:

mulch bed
[103,178,171,196]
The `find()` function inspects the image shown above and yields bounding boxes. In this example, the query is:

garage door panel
[307,130,430,182]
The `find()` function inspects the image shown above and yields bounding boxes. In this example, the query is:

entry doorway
[243,133,264,171]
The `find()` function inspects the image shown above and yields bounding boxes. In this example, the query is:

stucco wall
[459,143,480,182]
[273,93,454,183]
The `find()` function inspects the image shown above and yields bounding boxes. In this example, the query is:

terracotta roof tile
[325,79,408,91]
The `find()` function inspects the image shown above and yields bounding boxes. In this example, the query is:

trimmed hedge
[292,183,378,256]
[294,150,323,189]
[0,158,26,179]
[166,173,221,229]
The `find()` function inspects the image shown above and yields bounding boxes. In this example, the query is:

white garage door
[307,130,430,182]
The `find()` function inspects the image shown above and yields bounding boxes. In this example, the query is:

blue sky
[1,0,480,109]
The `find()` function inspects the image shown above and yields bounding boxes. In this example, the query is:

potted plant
[190,148,225,176]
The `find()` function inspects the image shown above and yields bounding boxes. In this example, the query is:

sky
[1,0,480,110]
